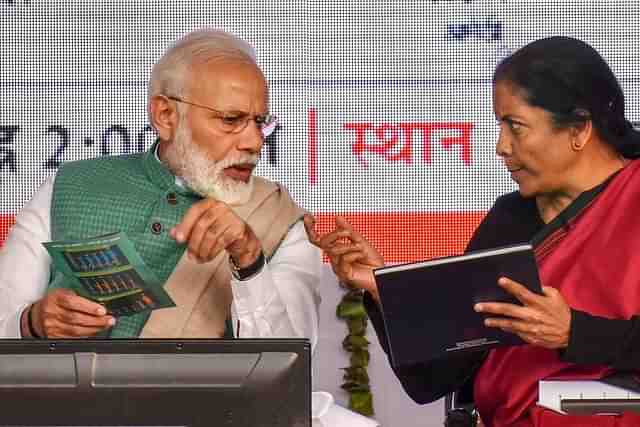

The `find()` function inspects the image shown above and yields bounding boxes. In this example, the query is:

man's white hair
[147,28,256,122]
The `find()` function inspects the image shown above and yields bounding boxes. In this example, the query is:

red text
[344,122,473,168]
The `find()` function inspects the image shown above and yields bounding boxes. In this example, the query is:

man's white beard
[163,121,258,206]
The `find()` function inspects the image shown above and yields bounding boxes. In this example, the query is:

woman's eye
[508,121,522,132]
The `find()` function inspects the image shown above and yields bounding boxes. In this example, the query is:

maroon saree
[474,160,640,427]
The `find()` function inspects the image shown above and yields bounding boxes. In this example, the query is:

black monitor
[0,339,311,427]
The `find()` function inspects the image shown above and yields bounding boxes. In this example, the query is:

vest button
[151,222,163,234]
[166,192,178,205]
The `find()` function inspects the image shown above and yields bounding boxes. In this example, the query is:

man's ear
[149,95,180,142]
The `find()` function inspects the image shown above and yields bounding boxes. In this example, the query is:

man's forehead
[187,60,268,109]
[191,60,266,88]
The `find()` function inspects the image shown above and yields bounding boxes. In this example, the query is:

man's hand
[170,199,261,267]
[304,215,384,300]
[474,277,572,349]
[25,289,115,338]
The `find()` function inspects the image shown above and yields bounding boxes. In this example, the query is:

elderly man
[0,29,321,344]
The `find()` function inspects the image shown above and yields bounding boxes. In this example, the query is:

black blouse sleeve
[561,310,640,370]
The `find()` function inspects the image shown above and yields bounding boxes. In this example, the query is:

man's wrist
[19,306,30,338]
[232,247,261,268]
[230,250,265,281]
[230,227,262,268]
[21,304,42,339]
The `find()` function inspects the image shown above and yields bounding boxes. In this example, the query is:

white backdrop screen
[2,0,639,263]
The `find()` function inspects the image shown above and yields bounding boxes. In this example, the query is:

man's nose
[238,119,264,153]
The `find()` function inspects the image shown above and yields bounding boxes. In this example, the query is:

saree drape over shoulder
[474,159,640,427]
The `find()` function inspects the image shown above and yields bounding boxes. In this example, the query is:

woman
[305,36,640,426]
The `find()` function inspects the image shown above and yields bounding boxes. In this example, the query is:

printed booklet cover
[43,232,175,317]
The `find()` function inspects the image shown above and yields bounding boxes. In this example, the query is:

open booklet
[43,232,175,317]
[374,243,543,367]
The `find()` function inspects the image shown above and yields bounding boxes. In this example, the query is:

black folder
[374,243,543,367]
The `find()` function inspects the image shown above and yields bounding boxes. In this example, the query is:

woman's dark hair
[494,36,640,158]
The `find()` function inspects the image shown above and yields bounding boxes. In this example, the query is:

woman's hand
[303,215,384,300]
[474,277,572,349]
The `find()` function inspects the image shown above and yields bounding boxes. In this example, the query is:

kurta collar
[142,140,200,198]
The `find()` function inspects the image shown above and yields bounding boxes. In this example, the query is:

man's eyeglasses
[166,95,278,138]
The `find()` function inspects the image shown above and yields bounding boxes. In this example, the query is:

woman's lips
[508,167,524,180]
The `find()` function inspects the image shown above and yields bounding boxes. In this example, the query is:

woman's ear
[570,112,593,152]
[149,95,180,142]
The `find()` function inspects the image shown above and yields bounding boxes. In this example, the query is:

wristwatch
[229,250,266,281]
